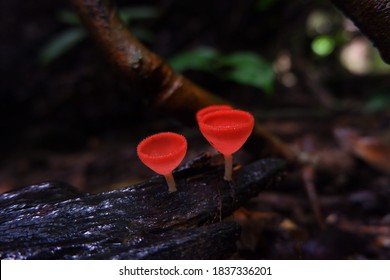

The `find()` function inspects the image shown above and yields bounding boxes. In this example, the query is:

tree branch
[331,0,390,64]
[70,0,296,160]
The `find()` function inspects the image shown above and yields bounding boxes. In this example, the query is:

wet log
[331,0,390,64]
[0,154,285,259]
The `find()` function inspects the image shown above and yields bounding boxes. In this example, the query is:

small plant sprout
[198,109,254,181]
[196,104,233,123]
[137,132,187,192]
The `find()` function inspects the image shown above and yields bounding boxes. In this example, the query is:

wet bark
[0,154,285,259]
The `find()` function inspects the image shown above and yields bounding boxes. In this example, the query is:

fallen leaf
[334,128,390,174]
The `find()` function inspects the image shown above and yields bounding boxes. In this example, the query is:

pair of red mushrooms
[137,105,255,192]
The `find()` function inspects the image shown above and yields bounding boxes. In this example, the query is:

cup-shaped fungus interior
[199,110,254,155]
[137,132,187,175]
[196,105,233,123]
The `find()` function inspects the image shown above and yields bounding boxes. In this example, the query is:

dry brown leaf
[334,128,390,174]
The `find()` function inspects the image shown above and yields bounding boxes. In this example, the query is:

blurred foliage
[37,0,389,106]
[119,6,159,22]
[220,52,275,93]
[306,9,345,59]
[39,6,158,65]
[39,28,86,65]
[256,0,278,12]
[364,92,390,113]
[169,47,275,94]
[169,47,218,72]
[306,8,390,72]
[58,10,81,25]
[311,35,336,57]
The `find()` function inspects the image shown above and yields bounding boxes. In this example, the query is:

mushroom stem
[223,154,233,181]
[164,173,177,192]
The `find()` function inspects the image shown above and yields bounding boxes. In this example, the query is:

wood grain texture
[0,154,285,259]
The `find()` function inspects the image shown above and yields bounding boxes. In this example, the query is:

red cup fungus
[137,132,187,192]
[196,104,233,123]
[198,109,254,181]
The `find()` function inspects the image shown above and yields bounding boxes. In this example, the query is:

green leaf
[39,28,86,65]
[169,48,275,94]
[169,47,219,72]
[219,52,275,93]
[119,6,159,23]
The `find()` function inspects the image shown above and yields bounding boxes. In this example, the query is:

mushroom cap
[199,109,254,155]
[196,105,233,123]
[137,132,187,175]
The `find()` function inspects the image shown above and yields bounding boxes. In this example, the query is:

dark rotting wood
[0,154,285,259]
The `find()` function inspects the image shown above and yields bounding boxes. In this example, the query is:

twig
[302,165,325,229]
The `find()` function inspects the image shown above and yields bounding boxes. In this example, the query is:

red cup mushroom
[137,132,187,192]
[196,104,233,123]
[198,109,254,181]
